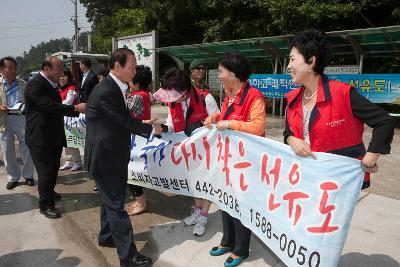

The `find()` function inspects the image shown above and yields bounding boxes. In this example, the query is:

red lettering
[202,137,210,170]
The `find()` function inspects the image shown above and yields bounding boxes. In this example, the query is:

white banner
[64,114,86,149]
[129,127,364,267]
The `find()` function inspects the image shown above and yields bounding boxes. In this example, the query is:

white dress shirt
[81,71,90,88]
[40,72,58,88]
[109,72,128,104]
[109,72,155,136]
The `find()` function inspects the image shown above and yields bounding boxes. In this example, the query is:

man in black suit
[85,48,162,267]
[78,58,99,103]
[25,56,86,219]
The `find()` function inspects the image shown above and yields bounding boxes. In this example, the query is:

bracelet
[360,162,377,170]
[226,121,230,129]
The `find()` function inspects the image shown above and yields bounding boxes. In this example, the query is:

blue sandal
[209,246,232,256]
[224,256,248,267]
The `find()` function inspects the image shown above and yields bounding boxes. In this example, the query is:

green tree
[16,38,71,77]
[79,0,400,72]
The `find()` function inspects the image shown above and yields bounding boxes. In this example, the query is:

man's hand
[153,123,163,136]
[74,103,86,113]
[0,104,7,112]
[143,119,163,135]
[143,118,159,124]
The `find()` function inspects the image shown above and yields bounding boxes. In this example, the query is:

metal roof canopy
[156,25,400,73]
[52,52,109,61]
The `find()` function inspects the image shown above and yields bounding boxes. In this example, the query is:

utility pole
[88,32,91,52]
[72,0,79,52]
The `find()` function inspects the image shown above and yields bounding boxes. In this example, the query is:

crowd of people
[0,29,396,267]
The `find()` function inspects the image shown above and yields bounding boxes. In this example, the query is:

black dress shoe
[54,192,62,201]
[40,208,61,219]
[120,253,152,267]
[6,181,18,190]
[25,178,35,186]
[98,240,116,248]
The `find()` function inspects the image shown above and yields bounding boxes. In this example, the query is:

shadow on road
[57,171,88,186]
[58,193,102,214]
[131,191,281,266]
[0,249,81,266]
[0,193,38,216]
[339,252,400,267]
[0,192,102,216]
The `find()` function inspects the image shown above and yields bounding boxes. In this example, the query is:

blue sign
[249,74,400,104]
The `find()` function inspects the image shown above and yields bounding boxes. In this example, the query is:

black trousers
[93,174,138,262]
[127,184,144,197]
[29,145,63,209]
[220,210,252,257]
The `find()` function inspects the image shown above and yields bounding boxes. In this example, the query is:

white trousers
[0,115,34,182]
[64,147,82,163]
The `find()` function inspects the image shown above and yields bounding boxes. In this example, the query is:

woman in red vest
[153,68,220,236]
[59,69,82,171]
[204,52,266,267]
[126,65,153,215]
[284,29,395,189]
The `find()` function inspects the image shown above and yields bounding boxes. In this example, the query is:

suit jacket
[79,70,99,103]
[84,75,153,178]
[24,74,77,147]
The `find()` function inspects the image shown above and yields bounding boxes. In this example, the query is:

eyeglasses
[194,66,205,70]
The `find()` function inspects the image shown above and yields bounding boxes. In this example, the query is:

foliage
[16,38,71,77]
[15,0,400,75]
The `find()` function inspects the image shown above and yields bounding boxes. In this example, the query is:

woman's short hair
[161,68,192,93]
[63,68,73,83]
[133,65,152,91]
[288,29,331,75]
[218,52,252,82]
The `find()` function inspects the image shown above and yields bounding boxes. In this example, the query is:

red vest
[59,84,79,104]
[168,88,209,133]
[221,82,265,137]
[285,75,370,187]
[131,90,151,120]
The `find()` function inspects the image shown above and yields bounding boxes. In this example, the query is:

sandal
[209,246,232,256]
[224,255,248,267]
[128,202,149,216]
[126,202,138,214]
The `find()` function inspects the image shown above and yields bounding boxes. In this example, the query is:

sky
[0,0,92,58]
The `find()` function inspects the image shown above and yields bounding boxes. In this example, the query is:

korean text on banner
[128,127,364,267]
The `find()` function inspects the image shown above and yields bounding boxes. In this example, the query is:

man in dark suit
[78,58,99,103]
[84,48,162,267]
[25,56,86,219]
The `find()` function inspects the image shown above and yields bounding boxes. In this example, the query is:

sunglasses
[194,66,205,70]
